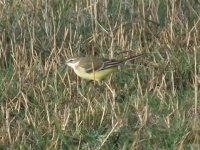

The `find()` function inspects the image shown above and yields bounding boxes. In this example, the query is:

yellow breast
[73,66,117,82]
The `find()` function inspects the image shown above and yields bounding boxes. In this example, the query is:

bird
[65,53,147,82]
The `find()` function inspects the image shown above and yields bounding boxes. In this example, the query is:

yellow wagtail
[66,53,147,82]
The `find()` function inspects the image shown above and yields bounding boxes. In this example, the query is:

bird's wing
[78,53,149,73]
[97,58,121,71]
[79,57,120,73]
[78,57,104,73]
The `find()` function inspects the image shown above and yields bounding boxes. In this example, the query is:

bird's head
[66,57,80,69]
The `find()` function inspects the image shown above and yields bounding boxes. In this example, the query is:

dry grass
[0,0,200,149]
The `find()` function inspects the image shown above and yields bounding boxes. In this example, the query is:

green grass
[0,0,200,149]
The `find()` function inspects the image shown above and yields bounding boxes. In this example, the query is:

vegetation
[0,0,199,149]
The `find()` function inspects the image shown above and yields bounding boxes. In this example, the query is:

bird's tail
[98,53,149,71]
[120,52,150,64]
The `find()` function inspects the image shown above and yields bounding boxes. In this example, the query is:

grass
[0,0,200,149]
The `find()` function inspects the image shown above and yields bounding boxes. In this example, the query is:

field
[0,0,200,149]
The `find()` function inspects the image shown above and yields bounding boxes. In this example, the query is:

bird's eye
[67,58,76,63]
